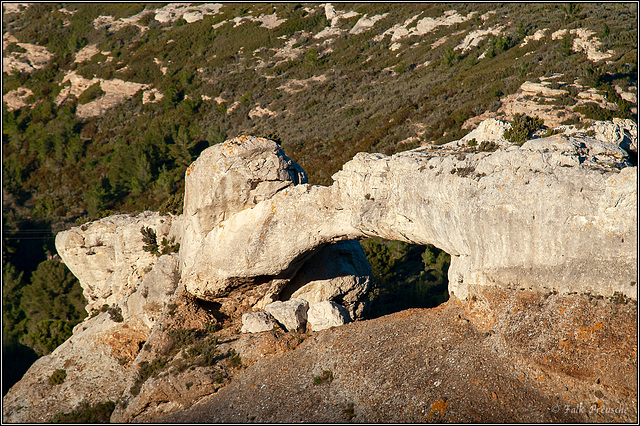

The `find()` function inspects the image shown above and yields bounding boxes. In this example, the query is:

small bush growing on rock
[141,226,159,255]
[478,141,500,152]
[168,327,201,348]
[49,368,66,385]
[160,237,180,255]
[226,349,242,369]
[141,227,180,256]
[49,401,115,423]
[313,370,334,385]
[343,402,356,420]
[505,114,544,145]
[130,357,168,396]
[167,302,178,316]
[108,306,123,322]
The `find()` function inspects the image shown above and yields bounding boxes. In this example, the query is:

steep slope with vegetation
[2,2,637,394]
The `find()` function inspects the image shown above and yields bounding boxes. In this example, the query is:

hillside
[2,2,638,398]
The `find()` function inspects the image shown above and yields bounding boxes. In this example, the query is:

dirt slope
[157,288,637,423]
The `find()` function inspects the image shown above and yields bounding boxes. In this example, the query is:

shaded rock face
[189,133,636,301]
[281,239,372,319]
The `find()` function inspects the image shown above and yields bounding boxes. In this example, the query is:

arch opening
[360,238,451,320]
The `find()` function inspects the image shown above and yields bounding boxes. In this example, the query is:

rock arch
[180,134,637,307]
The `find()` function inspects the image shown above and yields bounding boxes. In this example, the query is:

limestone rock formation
[459,117,511,145]
[241,312,277,334]
[264,299,309,332]
[2,251,181,423]
[592,118,638,156]
[186,132,636,301]
[307,301,352,331]
[180,135,371,317]
[4,120,637,423]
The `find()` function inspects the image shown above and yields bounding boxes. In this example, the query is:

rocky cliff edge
[2,120,637,423]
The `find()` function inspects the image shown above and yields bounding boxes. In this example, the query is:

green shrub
[77,82,104,105]
[140,226,159,255]
[226,348,241,368]
[108,306,123,323]
[167,327,202,348]
[130,357,167,396]
[313,370,333,385]
[49,368,67,385]
[49,401,115,423]
[141,227,180,256]
[478,141,500,152]
[504,114,544,145]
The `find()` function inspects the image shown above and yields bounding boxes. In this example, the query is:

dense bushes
[49,401,116,423]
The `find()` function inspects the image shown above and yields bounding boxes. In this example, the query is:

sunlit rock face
[184,130,636,302]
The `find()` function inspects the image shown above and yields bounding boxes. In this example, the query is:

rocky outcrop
[180,135,371,317]
[4,120,637,423]
[2,250,181,423]
[55,211,181,314]
[592,118,638,157]
[185,132,636,302]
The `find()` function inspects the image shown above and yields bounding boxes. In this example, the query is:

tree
[19,260,86,356]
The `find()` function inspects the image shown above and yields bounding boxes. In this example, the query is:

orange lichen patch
[98,325,148,366]
[576,322,603,340]
[186,163,196,177]
[427,398,449,420]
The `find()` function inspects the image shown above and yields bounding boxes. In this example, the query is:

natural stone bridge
[180,134,637,305]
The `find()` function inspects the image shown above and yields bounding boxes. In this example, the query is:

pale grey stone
[55,211,181,314]
[179,135,370,311]
[264,299,309,332]
[186,128,636,301]
[241,312,277,333]
[307,301,351,332]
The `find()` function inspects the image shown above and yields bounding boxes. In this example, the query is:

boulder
[307,301,351,331]
[180,135,307,302]
[460,118,511,145]
[241,312,278,334]
[280,240,372,319]
[264,299,309,332]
